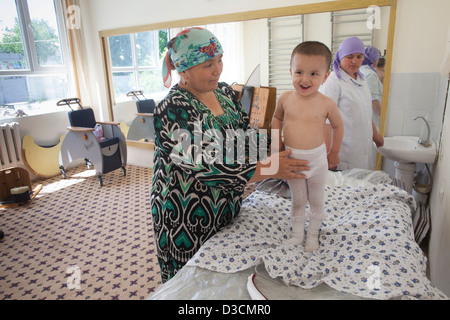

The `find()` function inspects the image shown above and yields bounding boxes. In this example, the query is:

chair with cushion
[58,98,127,186]
[126,91,155,142]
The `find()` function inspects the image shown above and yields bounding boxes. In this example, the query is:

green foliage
[0,17,60,65]
[110,29,170,96]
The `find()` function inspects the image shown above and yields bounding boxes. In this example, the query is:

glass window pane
[112,71,136,99]
[109,35,133,68]
[0,0,28,70]
[135,31,158,67]
[27,0,64,66]
[138,70,168,96]
[0,74,70,118]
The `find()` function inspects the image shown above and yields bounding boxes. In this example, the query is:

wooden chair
[0,167,42,208]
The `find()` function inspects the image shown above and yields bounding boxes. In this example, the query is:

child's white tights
[285,144,328,252]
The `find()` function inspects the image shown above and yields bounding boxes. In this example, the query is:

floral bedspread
[187,186,447,300]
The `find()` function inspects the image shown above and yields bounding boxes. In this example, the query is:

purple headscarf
[333,37,366,79]
[362,46,381,72]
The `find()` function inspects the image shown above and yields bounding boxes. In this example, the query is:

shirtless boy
[272,41,344,252]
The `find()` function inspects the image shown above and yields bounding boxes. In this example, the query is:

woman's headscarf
[162,27,224,88]
[362,46,381,72]
[333,36,366,80]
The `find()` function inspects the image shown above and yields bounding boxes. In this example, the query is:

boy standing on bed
[272,41,344,252]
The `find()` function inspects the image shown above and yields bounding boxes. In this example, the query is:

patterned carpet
[0,164,161,300]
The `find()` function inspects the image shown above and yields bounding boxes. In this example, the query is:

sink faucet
[414,116,430,147]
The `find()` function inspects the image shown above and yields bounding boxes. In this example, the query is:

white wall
[385,0,450,139]
[391,0,450,73]
[429,83,450,296]
[0,111,69,146]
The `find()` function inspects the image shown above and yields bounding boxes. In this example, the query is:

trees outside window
[0,0,74,119]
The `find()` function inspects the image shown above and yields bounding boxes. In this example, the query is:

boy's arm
[327,101,344,168]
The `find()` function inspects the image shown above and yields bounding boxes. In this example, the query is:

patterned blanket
[187,186,447,300]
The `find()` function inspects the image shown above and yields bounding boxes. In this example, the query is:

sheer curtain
[169,22,245,85]
[63,0,92,108]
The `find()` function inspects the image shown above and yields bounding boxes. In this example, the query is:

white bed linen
[149,170,447,300]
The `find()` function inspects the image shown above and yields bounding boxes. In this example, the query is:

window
[200,22,244,85]
[168,22,244,86]
[108,22,244,103]
[268,15,303,99]
[109,30,169,102]
[0,0,74,119]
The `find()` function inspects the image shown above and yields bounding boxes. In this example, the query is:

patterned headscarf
[333,37,366,80]
[162,27,224,88]
[362,46,381,72]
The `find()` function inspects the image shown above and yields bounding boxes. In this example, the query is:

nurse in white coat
[360,46,383,129]
[320,37,384,171]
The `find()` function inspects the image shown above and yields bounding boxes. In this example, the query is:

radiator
[0,122,23,169]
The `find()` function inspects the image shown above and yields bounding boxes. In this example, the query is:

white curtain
[63,0,92,108]
[169,22,245,85]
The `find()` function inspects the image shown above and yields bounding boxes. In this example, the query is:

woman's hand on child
[274,149,310,180]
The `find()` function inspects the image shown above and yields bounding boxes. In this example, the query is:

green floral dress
[151,82,261,282]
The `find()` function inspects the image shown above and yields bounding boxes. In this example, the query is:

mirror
[99,0,397,169]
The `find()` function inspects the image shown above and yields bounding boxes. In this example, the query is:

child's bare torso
[282,91,329,150]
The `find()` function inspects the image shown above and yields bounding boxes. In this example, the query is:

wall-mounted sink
[375,136,437,193]
[375,136,437,164]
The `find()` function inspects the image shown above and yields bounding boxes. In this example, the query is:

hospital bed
[149,169,447,300]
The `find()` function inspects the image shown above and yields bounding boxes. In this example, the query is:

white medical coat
[320,71,374,170]
[360,65,383,129]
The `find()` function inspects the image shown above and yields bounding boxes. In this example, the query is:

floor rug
[0,165,161,300]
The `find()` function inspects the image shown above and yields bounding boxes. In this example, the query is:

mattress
[149,169,447,300]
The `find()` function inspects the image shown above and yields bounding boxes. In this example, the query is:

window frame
[1,0,72,75]
[0,0,75,117]
[105,23,245,106]
[108,30,167,103]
